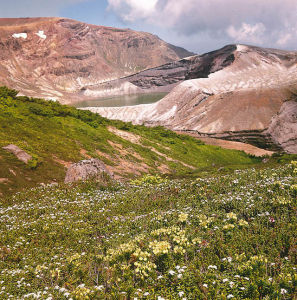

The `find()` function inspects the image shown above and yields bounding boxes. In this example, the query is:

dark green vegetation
[0,162,296,298]
[0,86,262,197]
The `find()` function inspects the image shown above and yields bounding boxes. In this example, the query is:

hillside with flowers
[0,86,262,197]
[0,161,296,299]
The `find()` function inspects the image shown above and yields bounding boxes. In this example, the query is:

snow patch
[236,45,248,52]
[12,33,27,39]
[36,30,47,39]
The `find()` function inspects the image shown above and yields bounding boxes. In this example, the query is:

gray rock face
[2,144,32,164]
[86,45,297,153]
[82,45,237,97]
[64,159,112,183]
[266,101,297,153]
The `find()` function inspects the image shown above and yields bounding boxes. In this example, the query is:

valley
[0,15,297,300]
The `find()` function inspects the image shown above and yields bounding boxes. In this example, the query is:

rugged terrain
[87,45,297,153]
[0,17,193,102]
[0,87,261,197]
[81,45,235,98]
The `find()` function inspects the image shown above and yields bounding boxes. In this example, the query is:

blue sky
[1,0,296,54]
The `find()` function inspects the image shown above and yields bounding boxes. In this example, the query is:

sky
[0,0,296,54]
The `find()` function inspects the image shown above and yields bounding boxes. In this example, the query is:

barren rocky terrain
[0,17,193,102]
[87,45,297,153]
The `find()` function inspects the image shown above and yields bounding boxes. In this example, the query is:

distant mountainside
[81,45,235,99]
[0,17,194,102]
[87,44,297,153]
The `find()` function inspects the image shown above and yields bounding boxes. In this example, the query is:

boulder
[266,101,297,154]
[2,144,32,164]
[64,159,112,183]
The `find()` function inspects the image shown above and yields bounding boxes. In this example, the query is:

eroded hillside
[87,45,297,153]
[0,17,193,102]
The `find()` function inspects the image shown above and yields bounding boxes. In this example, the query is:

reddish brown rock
[64,159,113,183]
[3,144,32,164]
[0,17,193,103]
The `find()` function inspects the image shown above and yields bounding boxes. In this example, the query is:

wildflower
[281,288,287,295]
[226,212,237,221]
[178,291,185,297]
[178,213,188,223]
[223,224,235,231]
[169,270,175,275]
[227,295,234,299]
[269,216,275,223]
[208,265,218,270]
[149,240,171,255]
[238,219,248,227]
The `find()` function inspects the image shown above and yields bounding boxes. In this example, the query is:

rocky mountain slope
[87,45,297,153]
[81,45,235,98]
[0,17,193,102]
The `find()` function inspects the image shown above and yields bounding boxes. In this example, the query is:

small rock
[0,178,10,184]
[9,169,17,176]
[65,159,113,183]
[3,144,32,164]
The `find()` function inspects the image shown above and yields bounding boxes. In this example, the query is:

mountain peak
[0,17,193,101]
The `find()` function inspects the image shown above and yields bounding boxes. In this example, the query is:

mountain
[0,17,194,102]
[81,45,234,98]
[87,45,297,153]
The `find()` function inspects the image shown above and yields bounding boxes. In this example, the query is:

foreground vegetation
[0,86,261,196]
[0,162,296,299]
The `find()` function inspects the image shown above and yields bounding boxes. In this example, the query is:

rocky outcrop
[0,17,193,103]
[2,144,32,163]
[64,159,113,183]
[81,45,236,98]
[266,100,297,153]
[86,45,297,153]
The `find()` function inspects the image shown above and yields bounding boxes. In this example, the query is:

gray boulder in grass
[2,144,32,164]
[65,159,113,183]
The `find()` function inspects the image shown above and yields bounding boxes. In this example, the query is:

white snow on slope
[12,33,27,39]
[36,31,46,39]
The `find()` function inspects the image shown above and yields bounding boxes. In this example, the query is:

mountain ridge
[0,17,194,102]
[86,44,297,153]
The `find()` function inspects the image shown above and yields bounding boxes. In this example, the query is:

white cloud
[277,33,293,46]
[227,23,266,44]
[107,0,297,50]
[108,0,158,22]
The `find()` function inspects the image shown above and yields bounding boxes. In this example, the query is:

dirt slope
[0,17,193,103]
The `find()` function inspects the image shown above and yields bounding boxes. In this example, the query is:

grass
[0,86,262,197]
[0,161,296,299]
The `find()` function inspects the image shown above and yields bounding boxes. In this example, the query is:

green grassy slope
[0,86,262,196]
[0,162,296,298]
